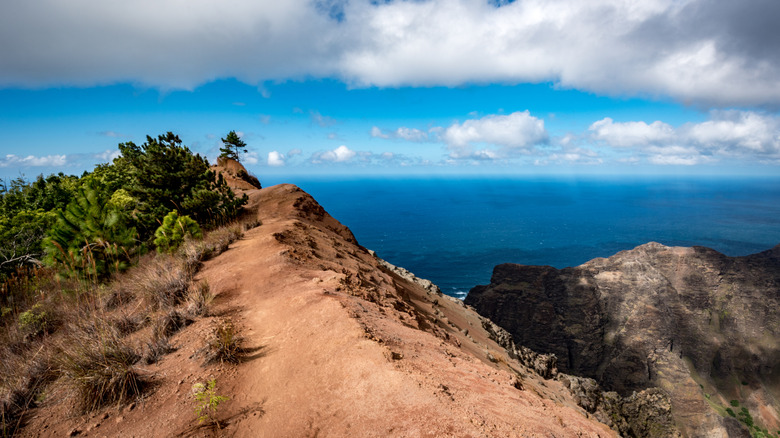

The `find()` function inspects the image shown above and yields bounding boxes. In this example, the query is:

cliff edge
[466,242,780,437]
[22,185,618,437]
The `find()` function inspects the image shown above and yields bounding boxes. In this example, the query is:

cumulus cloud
[589,118,675,148]
[243,151,259,165]
[314,145,356,163]
[94,150,121,162]
[0,154,67,168]
[371,126,429,142]
[1,0,779,106]
[589,110,780,164]
[443,111,547,159]
[268,151,285,166]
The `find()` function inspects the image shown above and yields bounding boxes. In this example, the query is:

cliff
[21,185,618,437]
[466,242,780,437]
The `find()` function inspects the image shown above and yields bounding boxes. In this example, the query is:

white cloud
[589,118,675,147]
[682,110,780,155]
[443,111,547,159]
[287,148,302,157]
[267,151,285,166]
[316,145,356,163]
[370,126,389,139]
[371,126,429,142]
[94,150,121,162]
[589,110,780,164]
[2,0,779,106]
[243,151,259,165]
[0,154,67,168]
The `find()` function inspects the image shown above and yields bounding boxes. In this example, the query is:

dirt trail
[24,184,616,437]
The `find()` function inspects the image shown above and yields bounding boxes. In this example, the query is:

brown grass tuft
[128,256,190,309]
[203,320,241,365]
[57,322,145,413]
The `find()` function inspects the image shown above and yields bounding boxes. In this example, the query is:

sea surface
[265,176,780,299]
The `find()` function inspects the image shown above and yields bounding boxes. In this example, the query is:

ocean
[265,176,780,299]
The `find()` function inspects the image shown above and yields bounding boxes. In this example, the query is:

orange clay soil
[22,184,616,437]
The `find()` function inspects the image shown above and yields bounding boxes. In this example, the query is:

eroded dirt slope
[24,184,617,437]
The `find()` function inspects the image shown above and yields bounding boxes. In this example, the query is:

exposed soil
[21,184,616,437]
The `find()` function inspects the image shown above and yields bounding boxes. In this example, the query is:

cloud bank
[2,0,779,106]
[0,154,67,168]
[590,110,780,164]
[372,109,780,166]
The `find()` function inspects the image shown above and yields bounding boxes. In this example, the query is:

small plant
[204,320,241,365]
[731,399,740,407]
[192,379,228,425]
[18,303,51,339]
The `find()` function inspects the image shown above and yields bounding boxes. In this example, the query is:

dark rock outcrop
[466,242,780,437]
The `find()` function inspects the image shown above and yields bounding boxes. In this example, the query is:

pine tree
[219,131,247,162]
[154,211,202,253]
[45,178,136,279]
[118,132,247,240]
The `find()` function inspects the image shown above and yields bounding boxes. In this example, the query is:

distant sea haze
[271,177,780,299]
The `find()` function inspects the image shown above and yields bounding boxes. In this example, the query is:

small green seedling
[192,379,229,425]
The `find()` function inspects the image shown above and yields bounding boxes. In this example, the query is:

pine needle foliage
[219,131,247,162]
[154,211,202,253]
[118,132,247,240]
[44,178,136,280]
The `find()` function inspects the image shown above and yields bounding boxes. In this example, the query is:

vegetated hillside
[18,183,625,437]
[466,242,780,438]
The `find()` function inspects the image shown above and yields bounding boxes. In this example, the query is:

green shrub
[154,211,202,253]
[192,378,228,424]
[18,303,52,339]
[731,399,740,407]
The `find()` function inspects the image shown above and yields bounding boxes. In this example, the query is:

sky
[1,0,780,180]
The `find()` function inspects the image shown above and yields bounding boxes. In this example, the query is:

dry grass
[0,219,251,431]
[203,320,242,365]
[179,224,244,275]
[128,255,190,310]
[143,335,175,365]
[57,321,145,413]
[0,344,56,436]
[153,309,193,339]
[185,281,213,317]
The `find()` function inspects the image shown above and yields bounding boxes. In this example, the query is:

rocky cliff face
[466,242,780,437]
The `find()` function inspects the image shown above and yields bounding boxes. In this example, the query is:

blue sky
[1,0,779,180]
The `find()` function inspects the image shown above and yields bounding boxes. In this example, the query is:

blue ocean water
[265,177,780,299]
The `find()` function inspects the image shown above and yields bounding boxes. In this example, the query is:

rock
[466,242,780,437]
